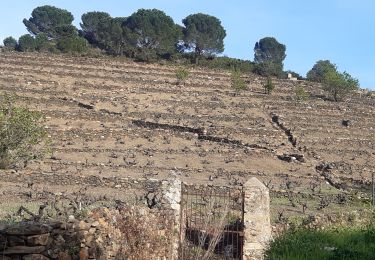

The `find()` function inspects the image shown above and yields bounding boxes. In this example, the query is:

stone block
[22,254,49,260]
[3,245,46,255]
[26,233,50,246]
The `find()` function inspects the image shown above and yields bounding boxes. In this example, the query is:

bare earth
[0,52,374,222]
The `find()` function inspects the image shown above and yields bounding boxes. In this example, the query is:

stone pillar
[161,178,182,260]
[243,177,271,260]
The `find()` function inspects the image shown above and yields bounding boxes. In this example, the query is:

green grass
[266,227,375,260]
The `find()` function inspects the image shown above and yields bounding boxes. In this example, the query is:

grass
[266,226,375,260]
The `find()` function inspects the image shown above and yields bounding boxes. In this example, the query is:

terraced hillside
[0,52,374,220]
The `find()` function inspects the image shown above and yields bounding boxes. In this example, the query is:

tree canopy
[253,37,286,77]
[254,37,286,64]
[323,68,359,101]
[306,60,337,83]
[23,5,74,38]
[123,9,181,60]
[3,37,17,49]
[182,13,226,61]
[80,12,112,45]
[17,34,36,52]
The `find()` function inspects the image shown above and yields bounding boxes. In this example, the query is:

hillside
[0,52,374,221]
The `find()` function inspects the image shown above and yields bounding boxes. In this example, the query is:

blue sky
[1,0,375,89]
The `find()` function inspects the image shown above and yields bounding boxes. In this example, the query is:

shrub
[253,61,284,78]
[17,34,36,52]
[35,33,49,51]
[231,70,247,92]
[323,69,359,101]
[175,67,190,85]
[295,85,310,101]
[264,77,275,94]
[197,56,254,73]
[266,227,375,260]
[0,93,47,169]
[57,36,88,53]
[117,205,175,259]
[3,37,17,49]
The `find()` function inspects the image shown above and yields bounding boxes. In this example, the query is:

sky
[1,0,375,89]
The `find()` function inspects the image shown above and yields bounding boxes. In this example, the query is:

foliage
[96,17,125,56]
[56,36,88,53]
[254,37,286,63]
[35,33,49,51]
[231,70,247,92]
[182,13,226,63]
[307,60,337,83]
[266,227,375,260]
[323,68,359,101]
[253,61,284,78]
[264,77,275,94]
[23,5,74,38]
[123,9,181,61]
[3,37,17,49]
[0,94,47,169]
[80,12,112,45]
[197,56,254,73]
[17,34,36,52]
[54,24,78,38]
[254,37,286,77]
[295,85,310,101]
[175,67,190,85]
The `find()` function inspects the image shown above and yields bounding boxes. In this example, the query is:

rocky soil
[0,52,374,221]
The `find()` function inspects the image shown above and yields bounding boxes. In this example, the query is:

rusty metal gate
[180,184,245,259]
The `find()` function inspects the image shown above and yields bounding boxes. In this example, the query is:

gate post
[161,178,182,260]
[243,177,271,260]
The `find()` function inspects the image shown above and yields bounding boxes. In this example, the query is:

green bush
[231,70,246,92]
[3,37,17,49]
[266,227,375,260]
[56,36,88,53]
[0,94,47,169]
[35,33,49,51]
[253,61,284,78]
[264,77,275,94]
[295,85,310,101]
[196,56,254,73]
[17,34,36,52]
[175,67,189,85]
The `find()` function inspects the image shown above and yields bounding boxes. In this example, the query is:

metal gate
[180,184,245,259]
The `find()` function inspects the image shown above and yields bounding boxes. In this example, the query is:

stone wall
[0,177,271,260]
[0,209,123,259]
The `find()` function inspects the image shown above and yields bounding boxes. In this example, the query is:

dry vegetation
[0,52,374,224]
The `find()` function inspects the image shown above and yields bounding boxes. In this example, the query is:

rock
[79,248,89,260]
[58,252,72,260]
[278,153,305,163]
[54,235,65,246]
[5,224,52,236]
[77,221,90,230]
[68,215,75,222]
[8,235,26,246]
[88,228,96,235]
[90,221,99,227]
[342,119,352,127]
[27,233,50,246]
[3,246,46,255]
[22,254,49,260]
